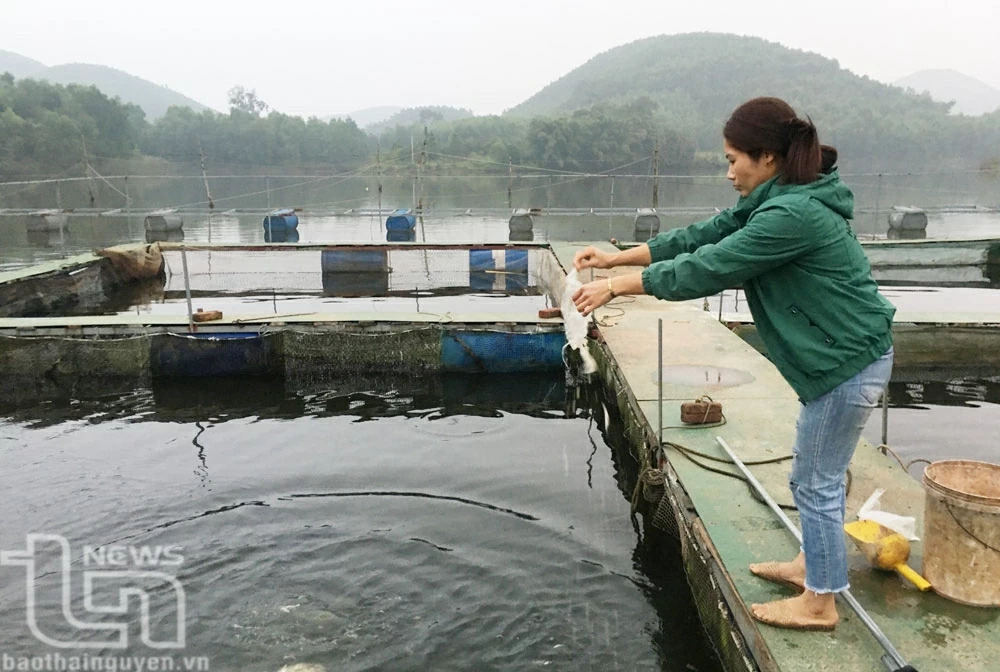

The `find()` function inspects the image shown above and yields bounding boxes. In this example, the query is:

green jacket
[640,170,895,402]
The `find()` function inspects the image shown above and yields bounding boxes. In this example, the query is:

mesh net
[0,334,152,408]
[281,327,444,391]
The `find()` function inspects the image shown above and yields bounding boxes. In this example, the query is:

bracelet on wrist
[607,277,616,299]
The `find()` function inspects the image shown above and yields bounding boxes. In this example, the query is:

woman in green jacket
[573,97,895,631]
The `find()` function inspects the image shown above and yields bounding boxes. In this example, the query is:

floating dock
[548,241,1000,672]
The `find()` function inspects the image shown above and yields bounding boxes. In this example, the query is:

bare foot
[751,592,839,631]
[749,552,806,591]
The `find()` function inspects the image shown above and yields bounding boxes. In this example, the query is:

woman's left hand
[572,279,612,317]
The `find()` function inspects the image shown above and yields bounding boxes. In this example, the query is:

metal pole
[376,140,382,221]
[199,141,214,209]
[181,245,195,333]
[652,142,659,209]
[881,385,889,447]
[508,157,513,210]
[124,177,131,242]
[658,318,663,449]
[608,177,614,240]
[873,173,883,241]
[715,436,914,672]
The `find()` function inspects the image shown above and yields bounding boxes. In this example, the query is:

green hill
[332,105,404,128]
[367,105,475,134]
[36,63,212,119]
[505,33,998,169]
[895,69,1000,116]
[0,49,46,79]
[0,50,212,120]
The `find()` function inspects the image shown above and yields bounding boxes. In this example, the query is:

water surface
[0,375,721,672]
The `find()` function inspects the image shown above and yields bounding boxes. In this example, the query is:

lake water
[2,207,998,471]
[1,192,998,670]
[0,375,721,672]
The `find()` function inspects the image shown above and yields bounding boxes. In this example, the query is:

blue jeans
[790,347,894,594]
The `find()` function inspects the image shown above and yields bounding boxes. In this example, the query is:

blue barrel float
[386,208,416,231]
[265,228,299,243]
[386,229,416,242]
[321,248,390,296]
[263,208,299,236]
[469,248,529,292]
[150,332,281,377]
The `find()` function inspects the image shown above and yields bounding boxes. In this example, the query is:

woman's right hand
[573,246,616,271]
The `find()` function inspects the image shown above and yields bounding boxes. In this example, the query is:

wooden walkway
[550,241,1000,672]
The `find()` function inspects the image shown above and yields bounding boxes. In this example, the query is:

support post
[652,141,659,209]
[181,245,195,333]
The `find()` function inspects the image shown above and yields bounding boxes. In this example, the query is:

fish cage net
[0,333,153,408]
[0,324,566,410]
[594,358,758,672]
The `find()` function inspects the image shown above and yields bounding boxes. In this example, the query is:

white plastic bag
[857,488,919,540]
[560,270,598,375]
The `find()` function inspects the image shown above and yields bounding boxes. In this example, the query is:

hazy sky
[4,0,997,118]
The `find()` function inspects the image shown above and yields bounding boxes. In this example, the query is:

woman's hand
[572,279,613,317]
[573,246,616,270]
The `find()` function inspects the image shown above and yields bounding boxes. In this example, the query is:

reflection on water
[0,375,721,672]
[146,229,185,243]
[864,370,1000,478]
[4,208,999,274]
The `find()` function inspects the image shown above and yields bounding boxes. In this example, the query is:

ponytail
[782,117,822,184]
[724,97,836,186]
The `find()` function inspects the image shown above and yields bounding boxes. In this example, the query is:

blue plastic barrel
[386,208,417,230]
[265,228,299,243]
[321,271,389,296]
[386,229,416,242]
[320,249,389,273]
[263,208,299,231]
[468,249,529,292]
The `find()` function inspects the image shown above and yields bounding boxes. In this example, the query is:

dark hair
[723,97,838,184]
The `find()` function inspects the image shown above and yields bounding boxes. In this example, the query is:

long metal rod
[715,436,913,672]
[658,318,663,448]
[180,245,195,333]
[881,385,890,447]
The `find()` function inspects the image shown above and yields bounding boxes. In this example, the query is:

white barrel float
[145,229,185,244]
[509,208,533,233]
[887,227,927,240]
[634,208,661,239]
[144,208,184,232]
[888,206,928,232]
[922,460,1000,606]
[26,209,69,232]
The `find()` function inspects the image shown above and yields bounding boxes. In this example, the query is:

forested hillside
[2,33,999,180]
[0,74,145,173]
[38,63,211,119]
[895,69,1000,116]
[508,33,1000,170]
